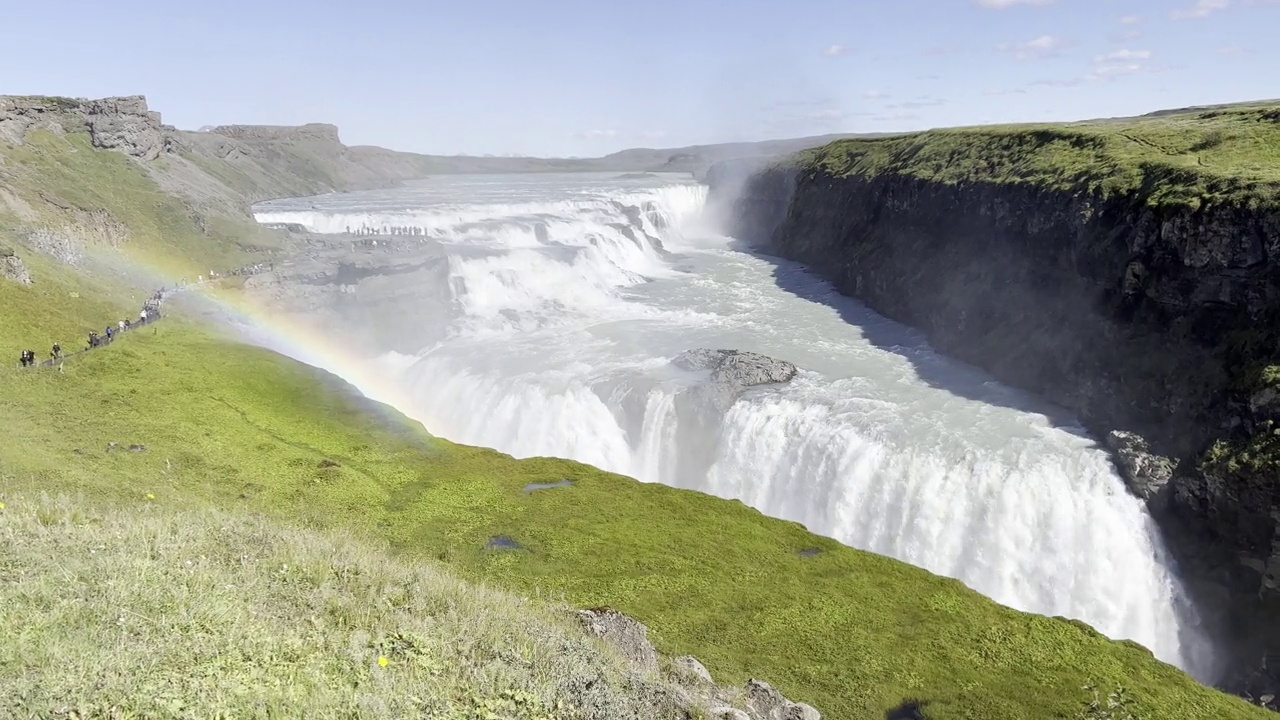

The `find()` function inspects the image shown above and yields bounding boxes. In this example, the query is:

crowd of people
[14,260,271,370]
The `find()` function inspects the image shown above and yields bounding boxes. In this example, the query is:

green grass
[792,104,1280,209]
[0,495,703,720]
[0,323,1268,720]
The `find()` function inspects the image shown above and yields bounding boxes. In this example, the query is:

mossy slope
[792,103,1280,209]
[0,325,1268,720]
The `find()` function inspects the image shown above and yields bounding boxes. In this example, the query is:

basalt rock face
[714,163,1280,699]
[0,95,163,160]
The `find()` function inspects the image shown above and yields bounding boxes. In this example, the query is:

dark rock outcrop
[673,348,798,410]
[713,160,1280,698]
[1105,430,1176,508]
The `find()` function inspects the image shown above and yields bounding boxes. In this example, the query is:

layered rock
[713,154,1280,699]
[0,95,163,160]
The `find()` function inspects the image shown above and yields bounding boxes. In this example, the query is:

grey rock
[673,349,798,410]
[1104,430,1175,506]
[0,252,30,285]
[671,655,714,686]
[710,708,751,720]
[743,679,821,720]
[574,607,660,676]
[84,96,164,161]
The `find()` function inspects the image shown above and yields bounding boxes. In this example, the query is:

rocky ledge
[0,95,165,160]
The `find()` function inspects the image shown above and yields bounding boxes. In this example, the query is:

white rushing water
[254,172,1212,678]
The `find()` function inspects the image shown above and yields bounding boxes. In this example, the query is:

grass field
[793,103,1280,209]
[1,101,1275,719]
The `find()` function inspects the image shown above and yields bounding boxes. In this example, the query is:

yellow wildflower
[145,493,155,500]
[0,501,6,510]
[377,656,389,667]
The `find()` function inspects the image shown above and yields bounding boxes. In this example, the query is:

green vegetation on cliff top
[0,106,1272,719]
[794,102,1280,208]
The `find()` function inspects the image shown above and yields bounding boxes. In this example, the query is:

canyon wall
[709,110,1280,700]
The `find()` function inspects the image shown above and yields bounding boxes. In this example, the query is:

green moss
[792,104,1280,208]
[0,324,1268,720]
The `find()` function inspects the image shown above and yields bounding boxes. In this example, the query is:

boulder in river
[1104,430,1175,509]
[673,348,798,410]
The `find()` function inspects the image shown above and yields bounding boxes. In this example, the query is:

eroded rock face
[1105,430,1176,508]
[84,96,164,160]
[0,95,163,160]
[714,162,1280,697]
[673,348,798,410]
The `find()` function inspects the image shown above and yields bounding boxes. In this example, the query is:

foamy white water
[254,172,1213,679]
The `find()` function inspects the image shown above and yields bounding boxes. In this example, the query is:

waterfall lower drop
[253,173,1214,682]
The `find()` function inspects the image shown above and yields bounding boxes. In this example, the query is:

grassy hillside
[0,324,1268,720]
[0,495,694,719]
[793,102,1280,208]
[0,100,1272,719]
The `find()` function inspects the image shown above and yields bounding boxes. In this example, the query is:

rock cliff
[711,103,1280,702]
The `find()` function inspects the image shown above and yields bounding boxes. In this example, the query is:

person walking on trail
[139,309,148,324]
[118,320,125,332]
[51,343,61,360]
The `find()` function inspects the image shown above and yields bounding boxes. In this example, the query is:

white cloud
[1171,0,1229,19]
[998,34,1068,60]
[887,97,946,109]
[974,0,1055,7]
[982,88,1029,96]
[1118,14,1143,24]
[1095,49,1151,62]
[862,89,890,100]
[1112,29,1143,41]
[820,44,856,57]
[811,109,845,120]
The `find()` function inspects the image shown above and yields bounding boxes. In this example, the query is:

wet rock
[744,679,821,720]
[485,535,523,551]
[574,607,660,676]
[674,349,798,410]
[1104,430,1174,508]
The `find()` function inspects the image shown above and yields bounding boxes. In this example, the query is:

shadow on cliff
[728,238,1100,443]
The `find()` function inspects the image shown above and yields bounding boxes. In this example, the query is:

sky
[1,0,1276,157]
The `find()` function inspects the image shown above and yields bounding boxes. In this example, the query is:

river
[252,171,1213,679]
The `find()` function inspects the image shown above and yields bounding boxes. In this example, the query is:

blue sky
[2,0,1276,156]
